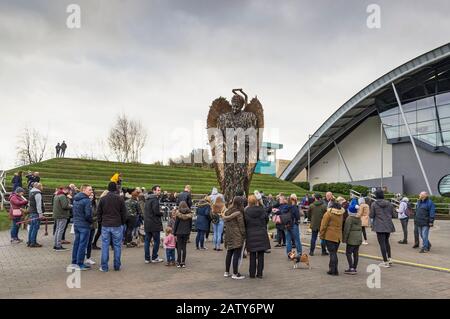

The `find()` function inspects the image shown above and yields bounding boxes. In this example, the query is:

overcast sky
[1,0,449,170]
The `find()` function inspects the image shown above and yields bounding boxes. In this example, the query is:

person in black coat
[144,185,163,263]
[244,195,271,278]
[174,201,193,268]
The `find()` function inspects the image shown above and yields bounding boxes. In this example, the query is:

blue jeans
[11,217,21,240]
[144,231,161,261]
[212,220,224,249]
[310,230,327,254]
[72,226,90,266]
[166,248,175,262]
[28,213,40,244]
[285,223,302,257]
[417,226,430,250]
[101,226,123,271]
[196,230,206,248]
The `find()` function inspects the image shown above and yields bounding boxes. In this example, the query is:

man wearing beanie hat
[97,182,127,271]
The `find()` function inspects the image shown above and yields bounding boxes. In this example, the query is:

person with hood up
[320,200,345,276]
[369,189,395,268]
[397,197,410,244]
[244,195,270,278]
[173,201,193,268]
[343,206,362,275]
[9,187,27,244]
[195,196,211,250]
[223,196,246,280]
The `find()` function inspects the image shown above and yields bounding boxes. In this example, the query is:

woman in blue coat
[195,197,211,250]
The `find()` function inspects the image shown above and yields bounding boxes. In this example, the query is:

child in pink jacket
[164,227,176,266]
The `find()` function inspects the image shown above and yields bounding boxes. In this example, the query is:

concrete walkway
[0,219,449,299]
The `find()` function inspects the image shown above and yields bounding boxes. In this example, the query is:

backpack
[348,198,358,214]
[210,211,220,224]
[280,209,293,227]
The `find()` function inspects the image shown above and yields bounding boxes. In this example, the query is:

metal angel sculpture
[207,89,264,203]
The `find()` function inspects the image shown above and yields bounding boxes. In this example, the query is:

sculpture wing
[207,97,232,129]
[244,97,264,129]
[243,97,265,192]
[207,97,231,191]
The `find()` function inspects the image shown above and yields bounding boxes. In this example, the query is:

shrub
[312,182,369,195]
[293,182,310,190]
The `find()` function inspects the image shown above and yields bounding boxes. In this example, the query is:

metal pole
[392,83,433,195]
[380,122,383,189]
[333,139,353,182]
[308,135,312,192]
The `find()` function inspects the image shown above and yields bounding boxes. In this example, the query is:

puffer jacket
[72,192,93,229]
[320,208,345,243]
[369,200,396,233]
[174,207,193,236]
[343,215,362,246]
[223,207,246,250]
[414,199,436,226]
[195,199,211,231]
[244,206,270,252]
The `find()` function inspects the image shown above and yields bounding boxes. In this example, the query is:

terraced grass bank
[6,158,307,196]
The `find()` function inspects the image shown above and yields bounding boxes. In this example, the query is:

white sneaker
[145,260,151,264]
[362,241,368,245]
[224,272,231,277]
[99,267,107,272]
[388,258,393,265]
[378,262,391,268]
[232,273,245,280]
[151,258,163,263]
[67,264,78,270]
[85,258,96,265]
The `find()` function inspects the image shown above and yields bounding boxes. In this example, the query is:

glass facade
[380,92,450,147]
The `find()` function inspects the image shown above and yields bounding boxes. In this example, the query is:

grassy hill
[6,158,308,196]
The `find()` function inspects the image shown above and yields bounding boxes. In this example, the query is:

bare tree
[16,128,48,165]
[108,115,147,163]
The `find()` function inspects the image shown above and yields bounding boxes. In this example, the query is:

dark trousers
[345,244,360,269]
[310,230,327,254]
[277,228,286,245]
[86,228,95,259]
[326,240,339,274]
[93,223,102,246]
[61,218,70,240]
[124,215,137,244]
[362,227,367,241]
[249,251,265,277]
[225,247,242,274]
[176,234,189,264]
[376,232,391,262]
[400,218,409,242]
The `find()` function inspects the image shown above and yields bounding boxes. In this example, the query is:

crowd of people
[7,171,437,278]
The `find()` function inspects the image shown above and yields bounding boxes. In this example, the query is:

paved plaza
[1,220,450,299]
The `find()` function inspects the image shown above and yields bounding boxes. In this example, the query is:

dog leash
[16,216,49,236]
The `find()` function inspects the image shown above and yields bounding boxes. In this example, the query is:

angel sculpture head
[207,88,264,204]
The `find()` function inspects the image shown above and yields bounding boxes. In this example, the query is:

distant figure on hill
[11,171,23,192]
[61,141,67,158]
[55,143,61,158]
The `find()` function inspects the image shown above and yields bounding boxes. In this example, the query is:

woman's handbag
[12,209,23,217]
[272,214,281,224]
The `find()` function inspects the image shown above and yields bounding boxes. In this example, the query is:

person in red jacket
[9,187,28,244]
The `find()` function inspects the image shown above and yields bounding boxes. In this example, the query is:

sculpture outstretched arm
[232,88,248,106]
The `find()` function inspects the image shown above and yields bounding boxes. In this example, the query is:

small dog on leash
[134,225,146,248]
[288,250,311,269]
